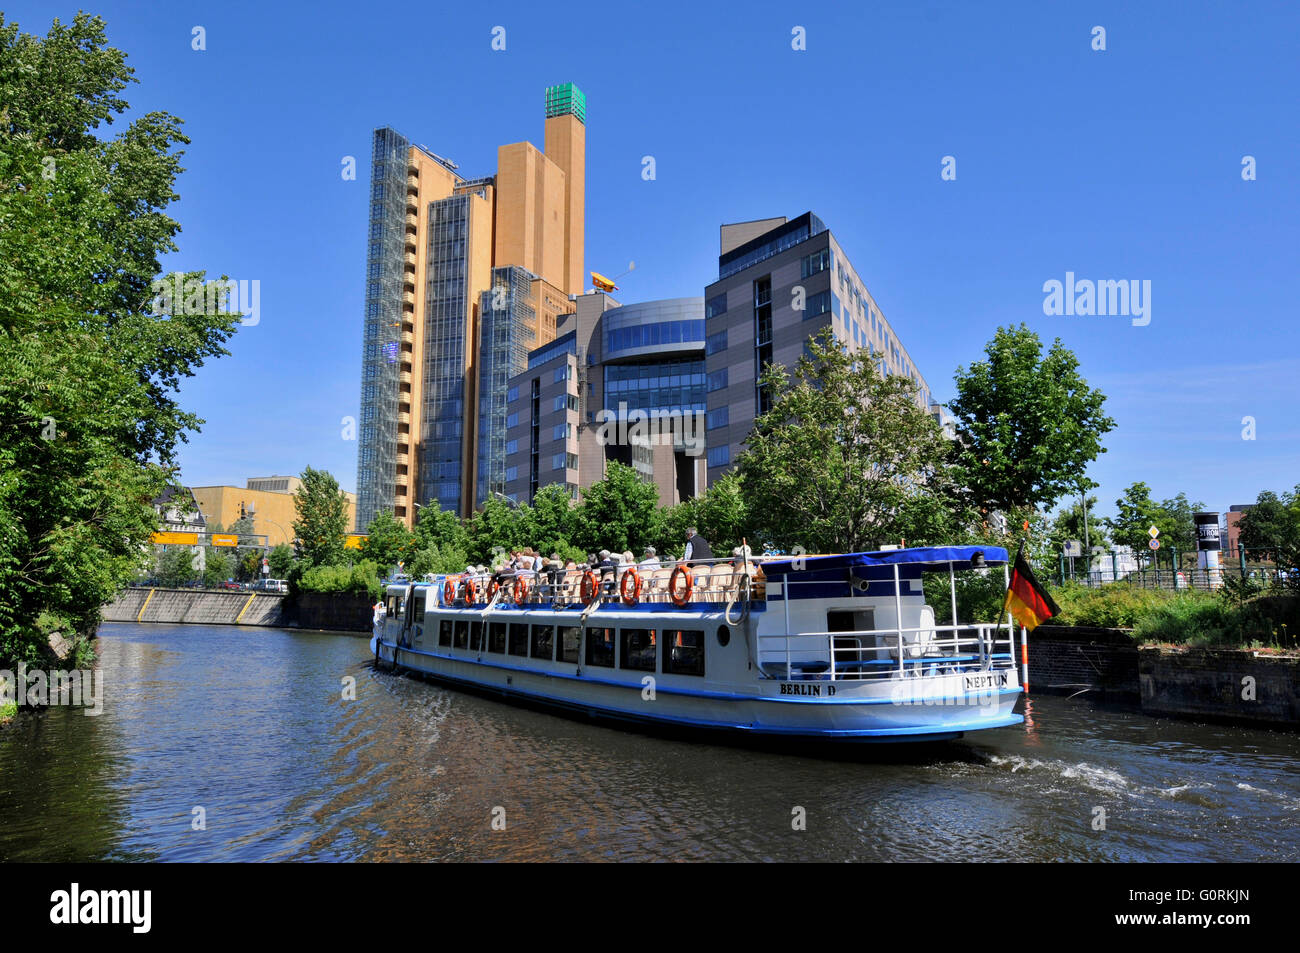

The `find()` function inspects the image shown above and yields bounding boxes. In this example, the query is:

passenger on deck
[683,527,713,566]
[638,547,661,572]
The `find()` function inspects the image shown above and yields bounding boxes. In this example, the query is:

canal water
[1,622,1296,862]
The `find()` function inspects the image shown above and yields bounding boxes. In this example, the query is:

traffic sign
[1064,540,1083,557]
[1149,539,1160,550]
[1148,526,1160,539]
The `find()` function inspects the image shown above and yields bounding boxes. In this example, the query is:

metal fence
[1059,547,1299,591]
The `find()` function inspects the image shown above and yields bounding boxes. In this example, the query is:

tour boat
[371,545,1025,743]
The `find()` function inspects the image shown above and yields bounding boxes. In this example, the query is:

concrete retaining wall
[1140,647,1300,726]
[103,588,287,626]
[292,591,372,632]
[1027,625,1141,700]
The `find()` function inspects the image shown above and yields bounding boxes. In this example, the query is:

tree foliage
[292,466,349,567]
[1238,487,1300,562]
[949,324,1115,514]
[736,327,969,553]
[1106,482,1204,555]
[359,509,414,575]
[0,13,238,666]
[573,461,663,556]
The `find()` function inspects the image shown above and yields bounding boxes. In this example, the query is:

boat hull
[372,635,1023,744]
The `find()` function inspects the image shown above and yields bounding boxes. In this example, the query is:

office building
[355,83,587,529]
[191,478,357,548]
[702,212,945,482]
[501,293,707,507]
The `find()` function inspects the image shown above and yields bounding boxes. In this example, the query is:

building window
[552,453,566,471]
[507,385,519,402]
[707,445,731,468]
[506,439,518,455]
[705,294,728,319]
[663,629,705,676]
[706,407,729,430]
[706,330,728,356]
[805,290,831,318]
[706,369,728,392]
[552,422,572,441]
[506,412,518,428]
[801,248,830,278]
[505,466,518,481]
[554,366,570,383]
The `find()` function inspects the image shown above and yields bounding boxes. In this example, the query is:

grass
[1044,582,1299,650]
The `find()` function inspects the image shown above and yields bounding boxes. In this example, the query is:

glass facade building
[475,265,537,506]
[355,128,412,531]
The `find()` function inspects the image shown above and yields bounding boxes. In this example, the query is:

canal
[1,622,1296,862]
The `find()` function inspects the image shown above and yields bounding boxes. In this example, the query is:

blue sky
[13,0,1298,521]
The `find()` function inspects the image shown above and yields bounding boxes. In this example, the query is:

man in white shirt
[638,547,661,572]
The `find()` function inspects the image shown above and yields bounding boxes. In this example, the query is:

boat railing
[434,559,767,609]
[756,622,1018,681]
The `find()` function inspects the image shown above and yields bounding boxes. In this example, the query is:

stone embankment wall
[103,588,287,626]
[102,588,372,633]
[1029,624,1298,728]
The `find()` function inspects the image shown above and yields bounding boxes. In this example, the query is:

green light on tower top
[545,83,586,124]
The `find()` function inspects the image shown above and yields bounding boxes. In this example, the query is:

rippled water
[1,622,1296,861]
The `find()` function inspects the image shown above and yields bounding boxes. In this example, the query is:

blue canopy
[761,546,1008,576]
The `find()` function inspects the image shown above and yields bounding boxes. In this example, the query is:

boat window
[470,620,484,652]
[488,622,507,653]
[827,609,873,632]
[585,627,614,668]
[619,628,657,672]
[664,629,705,676]
[453,619,469,649]
[386,593,401,617]
[508,623,529,656]
[717,625,730,647]
[412,592,426,618]
[438,619,452,647]
[530,624,554,660]
[557,625,581,663]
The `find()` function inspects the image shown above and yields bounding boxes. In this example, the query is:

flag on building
[1001,541,1060,631]
[590,271,618,292]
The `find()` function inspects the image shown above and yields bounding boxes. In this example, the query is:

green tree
[520,484,578,555]
[1238,488,1300,562]
[267,543,295,578]
[464,497,525,565]
[359,509,415,575]
[574,461,662,555]
[237,549,262,582]
[653,472,752,559]
[736,327,969,554]
[949,324,1116,514]
[412,498,469,553]
[156,548,197,588]
[0,13,239,668]
[292,467,349,567]
[203,552,231,588]
[1106,482,1203,559]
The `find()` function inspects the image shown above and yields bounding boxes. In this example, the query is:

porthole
[717,625,730,647]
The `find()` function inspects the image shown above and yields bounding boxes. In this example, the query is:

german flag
[1001,541,1060,631]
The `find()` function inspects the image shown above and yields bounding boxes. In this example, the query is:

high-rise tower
[355,84,587,530]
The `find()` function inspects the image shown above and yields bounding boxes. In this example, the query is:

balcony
[403,290,415,307]
[405,213,417,231]
[396,452,409,467]
[400,369,412,385]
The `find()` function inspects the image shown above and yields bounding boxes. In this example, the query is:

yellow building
[191,477,357,548]
[356,83,587,529]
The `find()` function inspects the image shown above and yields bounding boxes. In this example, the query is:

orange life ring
[486,578,499,601]
[443,578,457,604]
[620,568,642,606]
[463,577,478,604]
[669,566,692,607]
[512,575,529,605]
[579,570,599,605]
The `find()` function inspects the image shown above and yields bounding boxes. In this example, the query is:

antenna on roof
[418,145,459,171]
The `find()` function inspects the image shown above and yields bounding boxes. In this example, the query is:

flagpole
[1000,539,1024,670]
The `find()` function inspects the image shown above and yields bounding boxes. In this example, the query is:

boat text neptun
[371,545,1025,743]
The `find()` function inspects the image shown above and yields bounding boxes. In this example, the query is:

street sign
[210,534,237,547]
[1148,526,1160,539]
[150,531,197,545]
[1149,539,1161,550]
[261,564,269,575]
[1064,540,1083,557]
